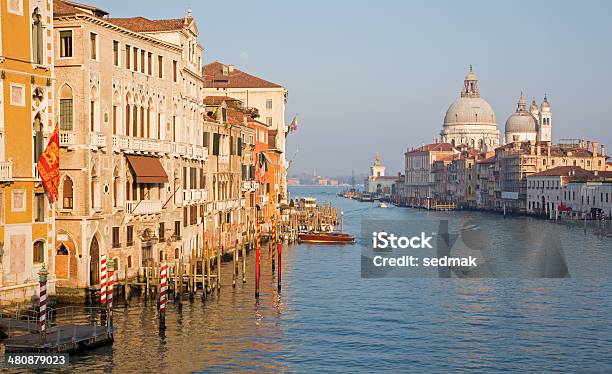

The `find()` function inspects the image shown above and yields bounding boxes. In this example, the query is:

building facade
[1,0,56,305]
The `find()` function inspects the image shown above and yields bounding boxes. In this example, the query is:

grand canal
[5,186,612,372]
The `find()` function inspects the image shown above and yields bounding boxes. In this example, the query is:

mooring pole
[217,245,222,291]
[107,259,115,332]
[271,220,276,273]
[255,221,261,298]
[100,254,107,305]
[277,240,282,292]
[159,263,167,330]
[242,238,247,284]
[38,264,48,341]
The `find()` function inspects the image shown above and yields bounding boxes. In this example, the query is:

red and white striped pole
[277,239,282,292]
[100,254,107,305]
[38,265,48,340]
[159,263,167,329]
[106,259,114,331]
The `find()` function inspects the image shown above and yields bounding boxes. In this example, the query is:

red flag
[289,115,298,132]
[37,123,60,203]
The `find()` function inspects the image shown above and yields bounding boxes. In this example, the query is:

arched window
[113,168,120,207]
[60,85,74,131]
[125,94,131,136]
[33,114,43,165]
[32,8,43,64]
[63,176,74,209]
[57,244,69,255]
[33,241,45,264]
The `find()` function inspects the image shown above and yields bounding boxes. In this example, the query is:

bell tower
[537,94,552,142]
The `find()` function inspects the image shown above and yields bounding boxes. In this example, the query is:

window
[34,193,45,222]
[90,33,97,60]
[112,227,120,248]
[62,177,73,209]
[157,55,163,78]
[266,117,272,126]
[125,45,131,69]
[33,241,45,264]
[127,226,134,246]
[172,60,178,82]
[127,255,132,268]
[10,83,25,106]
[90,100,95,131]
[8,0,23,15]
[12,190,26,212]
[113,40,119,66]
[159,222,165,242]
[32,9,43,64]
[183,207,188,226]
[60,30,73,57]
[213,133,220,155]
[133,48,138,71]
[112,105,118,135]
[266,99,272,109]
[174,220,181,238]
[147,52,152,75]
[140,49,145,73]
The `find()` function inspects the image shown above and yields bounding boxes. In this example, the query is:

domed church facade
[504,93,552,144]
[440,66,500,150]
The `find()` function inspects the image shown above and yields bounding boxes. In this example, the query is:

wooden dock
[1,306,113,353]
[4,324,112,353]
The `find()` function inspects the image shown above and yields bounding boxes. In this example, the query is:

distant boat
[298,232,355,244]
[378,202,389,208]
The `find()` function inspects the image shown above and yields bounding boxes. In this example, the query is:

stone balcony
[112,135,207,161]
[90,132,106,148]
[0,161,12,181]
[242,180,257,191]
[126,199,162,215]
[182,189,207,206]
[59,132,76,147]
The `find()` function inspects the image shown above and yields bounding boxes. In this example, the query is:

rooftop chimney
[222,65,229,76]
[593,142,598,156]
[586,141,591,152]
[228,64,235,73]
[601,144,605,157]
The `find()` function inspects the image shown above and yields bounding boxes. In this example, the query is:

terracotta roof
[529,166,593,178]
[203,61,282,89]
[54,0,108,17]
[247,117,269,128]
[204,96,241,106]
[477,156,496,164]
[107,17,188,32]
[226,108,246,126]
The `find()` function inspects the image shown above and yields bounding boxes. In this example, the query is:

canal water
[5,186,612,373]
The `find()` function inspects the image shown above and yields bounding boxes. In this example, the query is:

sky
[91,0,612,176]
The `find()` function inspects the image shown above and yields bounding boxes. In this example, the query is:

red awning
[126,155,168,184]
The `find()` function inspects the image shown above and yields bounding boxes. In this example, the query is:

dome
[505,111,537,134]
[444,97,497,126]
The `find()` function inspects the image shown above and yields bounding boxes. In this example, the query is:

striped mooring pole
[107,259,115,332]
[38,264,48,340]
[271,221,276,272]
[255,221,261,298]
[159,263,167,330]
[278,236,282,292]
[100,254,107,305]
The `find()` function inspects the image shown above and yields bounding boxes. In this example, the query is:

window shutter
[213,133,220,155]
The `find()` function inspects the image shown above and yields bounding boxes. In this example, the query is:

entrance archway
[90,236,100,285]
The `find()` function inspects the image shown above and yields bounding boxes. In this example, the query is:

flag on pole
[37,123,60,203]
[289,115,298,132]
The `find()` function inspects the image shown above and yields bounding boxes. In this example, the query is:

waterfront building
[0,0,56,304]
[203,62,288,206]
[527,166,612,218]
[247,113,275,229]
[504,94,552,144]
[365,153,396,196]
[403,143,459,207]
[495,140,609,212]
[440,67,500,150]
[475,154,496,209]
[52,1,207,292]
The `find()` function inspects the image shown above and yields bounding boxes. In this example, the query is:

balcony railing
[219,155,229,164]
[111,135,207,160]
[59,132,76,147]
[0,161,12,181]
[126,200,162,215]
[182,189,208,206]
[89,132,106,148]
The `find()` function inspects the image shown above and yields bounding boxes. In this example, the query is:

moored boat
[298,232,355,244]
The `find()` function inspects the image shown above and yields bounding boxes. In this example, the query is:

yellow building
[0,0,55,305]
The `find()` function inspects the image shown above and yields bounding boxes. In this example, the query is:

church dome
[444,97,496,126]
[505,94,538,134]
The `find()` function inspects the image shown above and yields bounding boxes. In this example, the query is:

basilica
[440,67,552,149]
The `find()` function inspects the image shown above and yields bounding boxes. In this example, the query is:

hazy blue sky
[92,0,611,176]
